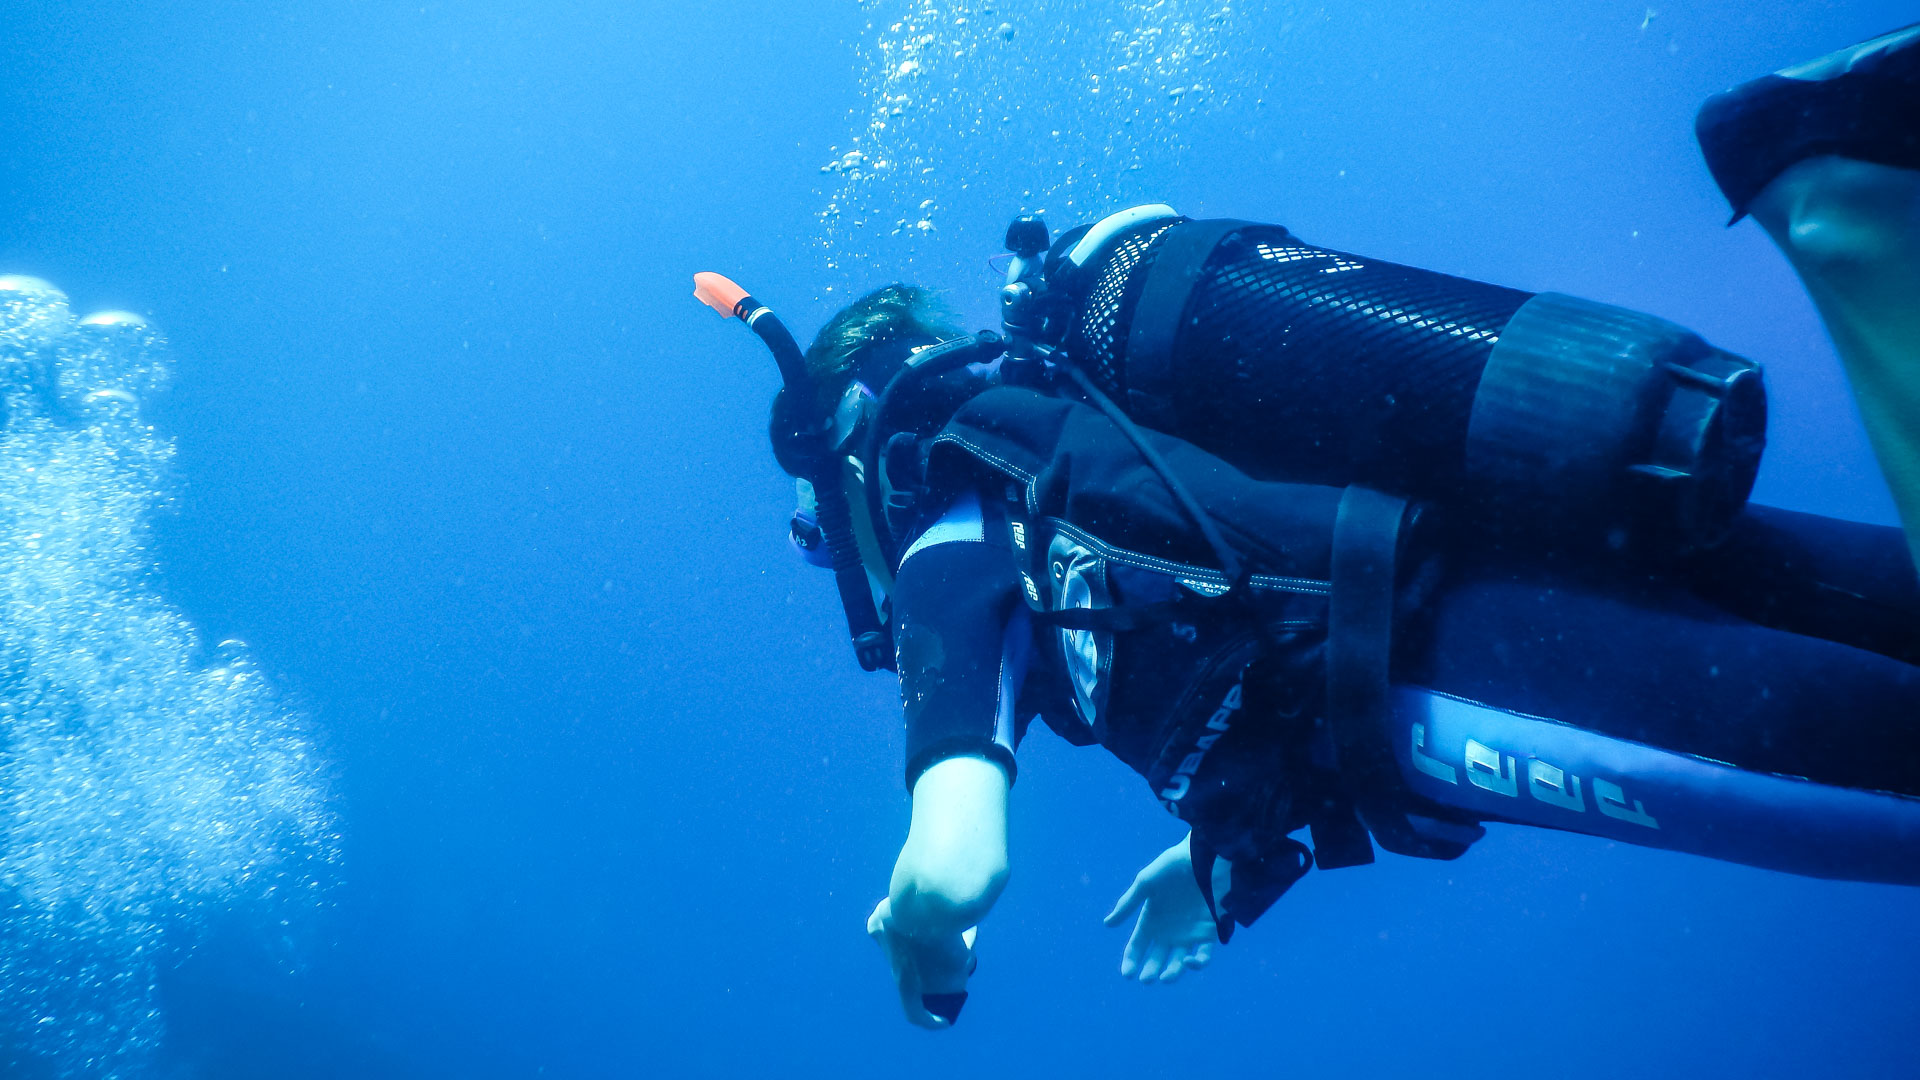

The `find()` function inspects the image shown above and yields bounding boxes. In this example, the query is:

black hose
[737,294,896,672]
[1061,364,1249,590]
[736,298,811,395]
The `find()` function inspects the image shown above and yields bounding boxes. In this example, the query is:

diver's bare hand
[1103,833,1219,984]
[867,897,977,1029]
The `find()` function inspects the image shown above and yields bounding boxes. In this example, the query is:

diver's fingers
[1118,910,1153,977]
[1104,877,1147,926]
[868,898,931,1009]
[1137,942,1170,983]
[1159,953,1186,983]
[1186,942,1215,969]
[901,984,952,1030]
[894,960,938,1028]
[891,948,955,1031]
[885,937,923,1015]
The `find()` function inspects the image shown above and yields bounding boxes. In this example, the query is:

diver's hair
[768,284,961,476]
[803,284,961,400]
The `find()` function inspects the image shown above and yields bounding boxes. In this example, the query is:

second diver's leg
[1748,156,1920,570]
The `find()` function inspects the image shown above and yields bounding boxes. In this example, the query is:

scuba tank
[1001,206,1769,555]
[698,203,1770,677]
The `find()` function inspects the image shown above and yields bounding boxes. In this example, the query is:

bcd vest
[892,384,1488,916]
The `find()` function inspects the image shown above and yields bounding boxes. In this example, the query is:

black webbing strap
[1306,794,1377,870]
[1328,486,1404,790]
[1123,218,1257,429]
[813,468,894,673]
[1326,486,1480,860]
[1060,365,1253,597]
[1192,832,1312,945]
[1326,485,1442,858]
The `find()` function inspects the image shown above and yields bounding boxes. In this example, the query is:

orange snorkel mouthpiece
[693,271,809,391]
[693,272,752,320]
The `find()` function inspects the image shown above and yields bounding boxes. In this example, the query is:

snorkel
[694,272,895,672]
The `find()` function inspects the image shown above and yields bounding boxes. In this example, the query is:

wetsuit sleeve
[892,492,1030,790]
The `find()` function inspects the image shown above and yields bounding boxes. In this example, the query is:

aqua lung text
[1412,723,1660,829]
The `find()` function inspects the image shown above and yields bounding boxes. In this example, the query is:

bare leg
[1748,156,1920,571]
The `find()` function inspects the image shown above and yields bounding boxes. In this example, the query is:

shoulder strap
[812,463,895,673]
[1123,218,1261,429]
[1329,485,1477,860]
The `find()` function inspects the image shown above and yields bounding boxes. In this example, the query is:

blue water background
[3,1,1916,1076]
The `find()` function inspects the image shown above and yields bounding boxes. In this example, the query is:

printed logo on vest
[1159,677,1245,808]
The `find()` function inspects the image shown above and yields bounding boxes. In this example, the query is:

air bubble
[818,0,1252,271]
[0,279,337,1077]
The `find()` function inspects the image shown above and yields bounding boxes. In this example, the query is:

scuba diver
[695,25,1920,1028]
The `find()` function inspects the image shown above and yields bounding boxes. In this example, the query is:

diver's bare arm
[867,754,1008,1028]
[889,754,1010,934]
[1751,157,1920,568]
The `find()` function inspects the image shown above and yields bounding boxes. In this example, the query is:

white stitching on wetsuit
[1045,518,1331,596]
